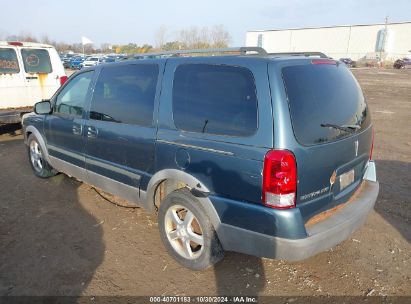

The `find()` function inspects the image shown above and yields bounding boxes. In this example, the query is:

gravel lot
[0,68,410,298]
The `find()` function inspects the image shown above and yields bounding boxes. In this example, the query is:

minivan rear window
[0,48,19,74]
[282,63,371,146]
[21,49,52,73]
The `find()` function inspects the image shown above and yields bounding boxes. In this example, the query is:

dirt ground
[0,68,410,298]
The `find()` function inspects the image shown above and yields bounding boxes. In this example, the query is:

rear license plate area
[339,169,354,191]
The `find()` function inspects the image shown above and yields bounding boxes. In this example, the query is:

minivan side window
[172,64,258,137]
[21,49,52,73]
[89,64,159,126]
[0,48,19,74]
[54,71,94,117]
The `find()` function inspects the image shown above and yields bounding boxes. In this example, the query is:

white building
[246,21,411,61]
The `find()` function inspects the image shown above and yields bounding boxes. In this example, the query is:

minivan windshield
[282,63,371,146]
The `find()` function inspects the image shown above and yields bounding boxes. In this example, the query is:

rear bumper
[216,180,379,260]
[0,110,26,124]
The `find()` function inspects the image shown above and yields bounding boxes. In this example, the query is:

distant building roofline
[247,21,411,33]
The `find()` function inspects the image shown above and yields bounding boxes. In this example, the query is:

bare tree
[153,24,232,51]
[195,26,210,49]
[176,25,231,49]
[55,42,72,53]
[40,34,53,45]
[155,25,167,49]
[101,43,112,53]
[178,27,196,48]
[15,31,38,42]
[84,44,93,54]
[178,26,207,49]
[0,29,7,40]
[210,25,231,48]
[162,41,184,51]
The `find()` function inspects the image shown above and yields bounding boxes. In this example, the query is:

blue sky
[0,0,409,46]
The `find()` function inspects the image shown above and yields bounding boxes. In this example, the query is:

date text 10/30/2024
[149,296,258,303]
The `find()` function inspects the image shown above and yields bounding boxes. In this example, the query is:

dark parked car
[61,53,76,68]
[339,58,357,68]
[393,58,411,69]
[62,59,71,69]
[22,47,379,270]
[69,56,85,69]
[99,56,122,64]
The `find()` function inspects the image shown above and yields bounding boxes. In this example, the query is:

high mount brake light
[262,150,297,209]
[7,41,23,46]
[311,59,337,65]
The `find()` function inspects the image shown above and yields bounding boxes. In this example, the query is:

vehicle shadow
[374,159,411,244]
[213,253,266,296]
[0,123,21,136]
[0,138,104,299]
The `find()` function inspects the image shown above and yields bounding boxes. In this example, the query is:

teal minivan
[22,47,379,270]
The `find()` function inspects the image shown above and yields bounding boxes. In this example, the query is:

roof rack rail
[130,47,268,59]
[268,52,329,58]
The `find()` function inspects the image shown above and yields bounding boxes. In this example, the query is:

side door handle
[72,124,83,136]
[87,126,98,138]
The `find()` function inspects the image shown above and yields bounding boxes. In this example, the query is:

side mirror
[34,100,52,115]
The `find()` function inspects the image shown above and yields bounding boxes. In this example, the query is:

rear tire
[27,134,57,178]
[158,188,224,270]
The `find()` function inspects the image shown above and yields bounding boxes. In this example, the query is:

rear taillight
[59,76,68,86]
[262,150,297,209]
[370,128,374,160]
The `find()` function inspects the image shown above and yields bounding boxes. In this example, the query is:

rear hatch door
[19,47,63,103]
[280,60,373,220]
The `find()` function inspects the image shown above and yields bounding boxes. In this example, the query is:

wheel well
[154,179,188,209]
[26,131,32,142]
[20,111,29,118]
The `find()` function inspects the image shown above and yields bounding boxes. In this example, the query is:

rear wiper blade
[320,123,357,134]
[341,124,361,130]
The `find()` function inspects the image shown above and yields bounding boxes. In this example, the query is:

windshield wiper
[202,119,209,133]
[341,124,361,130]
[320,123,359,134]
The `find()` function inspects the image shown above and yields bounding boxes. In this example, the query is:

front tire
[158,188,224,270]
[27,134,57,178]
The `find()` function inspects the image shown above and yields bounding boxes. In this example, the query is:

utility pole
[380,16,389,64]
[346,26,352,57]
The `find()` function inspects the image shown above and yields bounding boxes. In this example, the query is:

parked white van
[0,41,67,123]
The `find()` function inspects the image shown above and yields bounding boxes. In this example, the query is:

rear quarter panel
[155,57,274,204]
